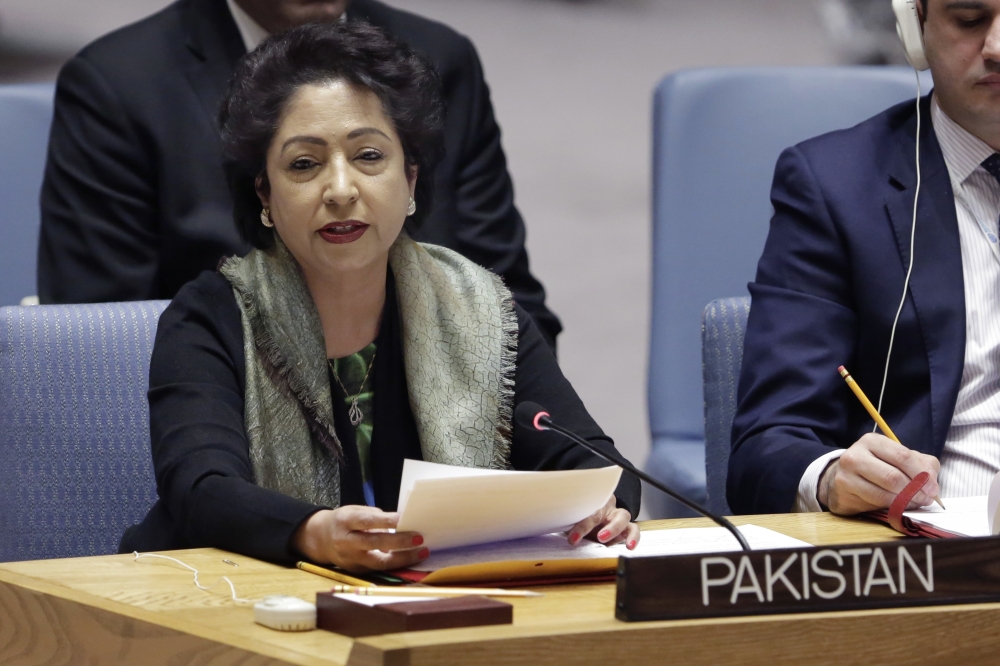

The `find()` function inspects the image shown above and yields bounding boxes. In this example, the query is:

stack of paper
[391,461,813,585]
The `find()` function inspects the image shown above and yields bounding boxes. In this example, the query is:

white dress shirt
[794,97,1000,511]
[225,1,348,53]
[226,0,269,52]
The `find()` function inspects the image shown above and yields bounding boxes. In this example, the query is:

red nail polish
[628,540,637,550]
[412,535,424,547]
[569,532,580,545]
[418,548,429,559]
[598,530,611,542]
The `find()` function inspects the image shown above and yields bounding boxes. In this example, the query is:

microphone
[515,401,751,552]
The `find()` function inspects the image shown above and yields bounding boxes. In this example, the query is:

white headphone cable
[875,69,923,420]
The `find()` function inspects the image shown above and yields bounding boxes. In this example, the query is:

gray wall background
[0,0,843,516]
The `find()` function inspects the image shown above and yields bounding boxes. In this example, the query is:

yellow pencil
[838,365,945,509]
[296,561,374,587]
[330,584,542,598]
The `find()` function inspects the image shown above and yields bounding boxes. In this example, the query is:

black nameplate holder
[616,535,1000,622]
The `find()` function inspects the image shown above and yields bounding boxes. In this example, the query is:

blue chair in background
[0,83,55,307]
[645,66,933,517]
[701,296,750,515]
[0,300,168,562]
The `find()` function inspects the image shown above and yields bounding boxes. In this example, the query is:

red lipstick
[318,220,369,244]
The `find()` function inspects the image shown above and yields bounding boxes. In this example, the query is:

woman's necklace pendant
[329,349,375,428]
[349,399,363,427]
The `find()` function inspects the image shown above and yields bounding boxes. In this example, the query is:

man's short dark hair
[219,21,445,250]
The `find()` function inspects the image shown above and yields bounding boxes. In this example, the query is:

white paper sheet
[395,460,622,551]
[903,495,990,537]
[618,524,811,556]
[411,524,811,572]
[988,471,1000,535]
[396,460,510,514]
[333,594,441,606]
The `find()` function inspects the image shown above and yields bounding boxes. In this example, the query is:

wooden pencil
[838,365,945,509]
[297,561,374,587]
[330,584,542,598]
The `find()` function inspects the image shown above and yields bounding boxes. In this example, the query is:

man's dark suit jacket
[37,0,561,345]
[729,95,967,514]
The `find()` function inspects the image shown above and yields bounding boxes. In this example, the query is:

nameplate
[615,536,1000,622]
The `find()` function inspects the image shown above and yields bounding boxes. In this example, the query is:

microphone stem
[542,420,751,552]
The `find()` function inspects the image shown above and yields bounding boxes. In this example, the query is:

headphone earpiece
[893,0,930,71]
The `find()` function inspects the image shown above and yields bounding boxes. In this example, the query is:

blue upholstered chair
[0,83,55,307]
[645,66,933,518]
[701,297,751,515]
[0,300,168,562]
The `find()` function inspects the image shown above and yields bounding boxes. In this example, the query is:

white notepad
[902,496,990,537]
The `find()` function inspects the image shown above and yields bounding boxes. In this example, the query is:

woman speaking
[122,21,639,572]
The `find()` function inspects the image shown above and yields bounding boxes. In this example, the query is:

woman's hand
[292,505,429,573]
[567,496,639,550]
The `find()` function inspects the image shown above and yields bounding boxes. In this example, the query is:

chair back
[0,300,169,562]
[646,66,931,516]
[702,296,751,515]
[0,83,55,307]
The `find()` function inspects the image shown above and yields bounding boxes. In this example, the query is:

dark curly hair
[219,21,445,249]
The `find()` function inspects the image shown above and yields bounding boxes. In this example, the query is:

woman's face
[259,80,415,278]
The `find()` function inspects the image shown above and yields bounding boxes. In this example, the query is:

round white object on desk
[253,595,317,631]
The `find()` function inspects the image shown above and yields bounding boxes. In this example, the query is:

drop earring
[260,208,274,228]
[406,197,416,216]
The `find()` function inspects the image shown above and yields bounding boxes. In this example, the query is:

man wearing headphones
[729,0,1000,515]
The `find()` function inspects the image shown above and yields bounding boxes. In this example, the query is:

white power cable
[133,551,254,603]
[875,69,923,421]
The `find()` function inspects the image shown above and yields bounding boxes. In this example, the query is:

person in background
[816,0,907,64]
[120,23,639,570]
[730,0,1000,515]
[37,0,562,348]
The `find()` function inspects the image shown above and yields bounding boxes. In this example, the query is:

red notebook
[864,471,962,538]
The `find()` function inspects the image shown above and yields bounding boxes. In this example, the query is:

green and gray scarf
[219,233,517,508]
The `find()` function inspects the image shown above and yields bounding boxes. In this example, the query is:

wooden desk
[3,514,997,665]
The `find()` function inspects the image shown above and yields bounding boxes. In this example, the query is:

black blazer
[728,96,965,514]
[37,0,562,346]
[120,270,638,564]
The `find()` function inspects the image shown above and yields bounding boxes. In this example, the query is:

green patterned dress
[328,343,377,506]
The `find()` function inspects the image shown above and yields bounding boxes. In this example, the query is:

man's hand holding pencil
[818,433,941,515]
[818,367,943,516]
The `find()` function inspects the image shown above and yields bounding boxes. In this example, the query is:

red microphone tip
[533,411,551,431]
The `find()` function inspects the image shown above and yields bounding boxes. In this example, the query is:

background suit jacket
[37,0,562,346]
[728,95,966,514]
